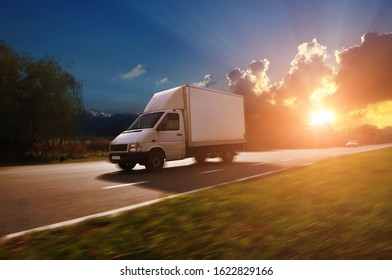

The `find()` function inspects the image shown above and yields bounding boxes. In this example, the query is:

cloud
[330,32,392,112]
[227,59,270,96]
[290,39,329,73]
[121,64,147,80]
[227,39,336,111]
[273,38,336,109]
[346,101,392,128]
[227,33,392,113]
[156,77,169,86]
[193,74,214,88]
[224,32,392,146]
[226,32,392,130]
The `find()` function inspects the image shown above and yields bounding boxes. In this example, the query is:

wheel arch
[148,146,166,159]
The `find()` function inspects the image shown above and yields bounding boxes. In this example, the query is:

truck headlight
[129,143,142,152]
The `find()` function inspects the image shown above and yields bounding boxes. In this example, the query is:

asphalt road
[1,144,391,237]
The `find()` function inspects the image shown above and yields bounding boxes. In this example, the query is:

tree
[0,41,83,158]
[350,124,379,145]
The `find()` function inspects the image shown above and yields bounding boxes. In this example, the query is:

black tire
[221,150,234,163]
[118,162,136,171]
[145,151,165,172]
[194,154,206,163]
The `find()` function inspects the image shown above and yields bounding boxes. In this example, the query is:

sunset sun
[310,110,336,126]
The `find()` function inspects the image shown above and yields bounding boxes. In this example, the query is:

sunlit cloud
[290,38,329,73]
[227,59,270,95]
[347,101,392,128]
[193,74,214,88]
[275,38,336,108]
[226,38,336,112]
[309,77,338,107]
[121,64,147,80]
[228,32,392,130]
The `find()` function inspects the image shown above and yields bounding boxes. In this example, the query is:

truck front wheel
[145,151,165,172]
[119,162,136,171]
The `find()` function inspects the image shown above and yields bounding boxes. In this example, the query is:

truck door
[157,112,185,160]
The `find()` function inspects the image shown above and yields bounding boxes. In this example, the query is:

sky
[1,0,392,126]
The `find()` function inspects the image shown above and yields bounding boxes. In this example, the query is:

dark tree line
[0,41,83,159]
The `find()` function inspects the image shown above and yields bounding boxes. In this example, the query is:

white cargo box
[144,85,246,147]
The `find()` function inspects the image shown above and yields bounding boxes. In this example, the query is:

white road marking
[199,169,224,174]
[251,162,265,166]
[102,181,149,189]
[299,162,316,166]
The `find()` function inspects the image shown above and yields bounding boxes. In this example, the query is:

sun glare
[310,110,336,126]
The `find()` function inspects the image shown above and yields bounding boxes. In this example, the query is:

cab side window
[159,113,180,131]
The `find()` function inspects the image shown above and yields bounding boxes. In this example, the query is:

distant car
[346,140,359,147]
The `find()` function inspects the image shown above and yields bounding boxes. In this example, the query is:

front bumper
[109,152,149,165]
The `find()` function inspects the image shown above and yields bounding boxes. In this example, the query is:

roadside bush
[25,138,111,162]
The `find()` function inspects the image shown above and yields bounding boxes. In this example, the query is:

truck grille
[110,144,128,152]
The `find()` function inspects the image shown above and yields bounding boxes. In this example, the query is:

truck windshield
[127,112,164,130]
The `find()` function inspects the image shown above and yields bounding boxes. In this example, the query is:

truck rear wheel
[145,151,165,172]
[221,150,234,163]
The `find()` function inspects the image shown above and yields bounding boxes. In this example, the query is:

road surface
[1,144,391,237]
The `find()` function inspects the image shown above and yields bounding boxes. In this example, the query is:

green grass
[1,147,392,259]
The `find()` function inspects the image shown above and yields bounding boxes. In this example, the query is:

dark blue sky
[1,0,392,113]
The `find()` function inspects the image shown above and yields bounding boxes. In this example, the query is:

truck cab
[109,110,186,172]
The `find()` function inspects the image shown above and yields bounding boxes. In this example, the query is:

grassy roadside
[1,148,392,259]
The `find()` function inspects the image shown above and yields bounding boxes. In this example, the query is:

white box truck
[109,85,246,171]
